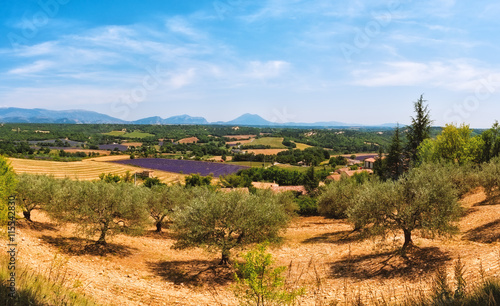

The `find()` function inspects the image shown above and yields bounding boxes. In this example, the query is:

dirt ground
[7,189,500,305]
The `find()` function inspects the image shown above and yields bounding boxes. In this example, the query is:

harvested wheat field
[8,156,185,184]
[246,149,287,155]
[6,189,500,305]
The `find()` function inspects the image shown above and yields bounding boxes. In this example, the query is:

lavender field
[112,158,249,176]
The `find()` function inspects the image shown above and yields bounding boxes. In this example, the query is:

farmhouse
[327,168,373,181]
[136,170,154,178]
[364,157,376,169]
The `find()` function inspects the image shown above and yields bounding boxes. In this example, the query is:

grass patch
[0,252,99,306]
[103,130,155,139]
[103,130,126,136]
[251,137,286,149]
[226,161,274,168]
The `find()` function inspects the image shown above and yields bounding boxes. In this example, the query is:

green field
[250,137,286,148]
[226,161,274,168]
[103,130,126,136]
[103,130,155,138]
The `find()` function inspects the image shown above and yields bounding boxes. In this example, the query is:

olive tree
[16,174,56,221]
[48,180,150,245]
[317,176,359,219]
[348,163,461,255]
[172,189,292,265]
[481,156,500,201]
[148,184,191,232]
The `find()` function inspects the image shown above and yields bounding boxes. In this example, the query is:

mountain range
[0,107,397,127]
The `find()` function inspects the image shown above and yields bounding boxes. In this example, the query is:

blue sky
[1,0,500,127]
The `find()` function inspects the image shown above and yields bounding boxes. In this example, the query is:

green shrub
[233,243,305,306]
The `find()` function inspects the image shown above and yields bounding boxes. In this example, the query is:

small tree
[348,163,461,255]
[148,184,190,232]
[481,156,500,201]
[48,180,150,245]
[303,165,319,193]
[172,189,291,264]
[185,173,212,187]
[99,173,121,183]
[143,177,165,188]
[16,174,56,221]
[317,177,358,219]
[233,242,305,306]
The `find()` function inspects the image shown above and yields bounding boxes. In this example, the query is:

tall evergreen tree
[373,146,386,179]
[386,124,404,180]
[407,95,432,163]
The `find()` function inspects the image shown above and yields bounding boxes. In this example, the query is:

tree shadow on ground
[475,194,500,206]
[147,259,234,287]
[141,229,175,240]
[302,230,368,245]
[40,235,137,257]
[461,207,480,217]
[463,219,500,243]
[330,246,451,280]
[17,220,58,232]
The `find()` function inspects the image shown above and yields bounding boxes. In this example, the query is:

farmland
[8,156,185,183]
[103,130,155,138]
[250,137,287,148]
[112,158,249,176]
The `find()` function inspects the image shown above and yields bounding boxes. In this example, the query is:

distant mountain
[223,113,274,126]
[0,107,126,124]
[163,114,208,125]
[132,116,164,125]
[132,114,208,125]
[0,107,397,127]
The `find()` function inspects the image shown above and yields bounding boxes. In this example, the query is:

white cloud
[352,60,500,91]
[8,60,54,75]
[247,60,290,79]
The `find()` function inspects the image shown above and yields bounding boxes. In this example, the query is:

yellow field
[8,156,185,184]
[246,149,287,155]
[293,141,313,150]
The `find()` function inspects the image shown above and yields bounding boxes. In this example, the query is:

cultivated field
[246,149,288,155]
[294,141,313,150]
[250,137,286,148]
[103,131,155,138]
[7,156,185,184]
[7,189,500,305]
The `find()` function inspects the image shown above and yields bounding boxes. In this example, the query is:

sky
[1,0,500,127]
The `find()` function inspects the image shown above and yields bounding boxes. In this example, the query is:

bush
[295,195,318,216]
[317,178,358,218]
[481,156,500,201]
[233,242,305,305]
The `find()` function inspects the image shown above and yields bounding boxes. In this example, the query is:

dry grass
[178,137,199,144]
[62,149,112,156]
[223,135,257,140]
[8,156,185,184]
[293,142,313,150]
[246,149,288,155]
[8,189,500,305]
[121,142,143,147]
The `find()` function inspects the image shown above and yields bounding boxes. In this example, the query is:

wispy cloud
[351,60,500,91]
